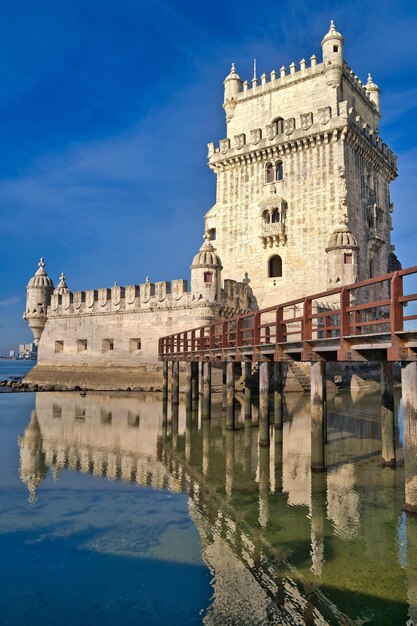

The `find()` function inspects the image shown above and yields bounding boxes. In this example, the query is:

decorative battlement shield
[301,112,313,131]
[62,293,71,310]
[234,133,245,150]
[155,281,169,302]
[284,118,295,135]
[266,123,277,140]
[250,128,262,145]
[219,138,230,155]
[73,291,82,309]
[125,285,138,305]
[51,294,59,311]
[111,285,122,306]
[318,106,331,125]
[171,279,187,300]
[86,290,96,308]
[98,288,109,307]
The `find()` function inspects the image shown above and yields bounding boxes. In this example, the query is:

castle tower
[23,258,54,344]
[190,234,223,301]
[205,21,397,309]
[321,20,344,88]
[325,216,358,288]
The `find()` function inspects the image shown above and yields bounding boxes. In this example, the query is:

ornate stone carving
[73,292,82,309]
[284,118,295,135]
[111,284,122,306]
[172,279,187,300]
[155,281,169,302]
[266,123,277,140]
[51,294,59,311]
[301,112,313,131]
[207,142,215,158]
[62,293,70,310]
[338,165,347,208]
[141,277,151,303]
[318,106,331,125]
[234,133,245,150]
[250,128,262,145]
[219,138,230,154]
[86,290,95,309]
[125,285,138,305]
[98,288,109,307]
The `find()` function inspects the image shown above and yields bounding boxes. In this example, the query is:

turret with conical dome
[23,258,54,344]
[325,216,358,288]
[191,234,223,302]
[321,20,344,88]
[53,272,70,296]
[223,63,242,122]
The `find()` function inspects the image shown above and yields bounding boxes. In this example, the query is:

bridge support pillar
[202,362,211,420]
[226,361,236,430]
[402,362,417,514]
[273,362,284,430]
[258,446,270,527]
[171,361,179,407]
[185,362,193,412]
[311,362,326,471]
[191,362,199,402]
[259,361,270,446]
[163,361,169,402]
[244,361,252,421]
[222,364,227,409]
[381,362,396,467]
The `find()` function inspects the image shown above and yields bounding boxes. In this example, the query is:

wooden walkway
[159,267,417,363]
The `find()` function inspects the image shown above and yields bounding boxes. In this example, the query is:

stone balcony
[260,222,286,248]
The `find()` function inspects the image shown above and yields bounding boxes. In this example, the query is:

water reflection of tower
[18,411,47,503]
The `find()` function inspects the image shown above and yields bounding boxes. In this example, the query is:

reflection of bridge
[18,391,417,625]
[158,268,417,484]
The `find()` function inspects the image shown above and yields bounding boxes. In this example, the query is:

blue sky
[1,0,417,353]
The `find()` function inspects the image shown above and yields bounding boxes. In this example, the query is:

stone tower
[190,234,223,301]
[23,258,54,344]
[205,21,397,309]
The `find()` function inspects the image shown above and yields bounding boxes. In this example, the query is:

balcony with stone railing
[260,222,286,248]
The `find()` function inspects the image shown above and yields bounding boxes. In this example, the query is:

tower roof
[224,63,241,83]
[54,272,70,295]
[27,258,54,289]
[326,216,358,250]
[191,234,223,269]
[321,20,344,45]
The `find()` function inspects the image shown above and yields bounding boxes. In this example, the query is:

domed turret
[325,216,358,288]
[321,20,344,88]
[23,258,54,344]
[190,234,223,301]
[53,272,70,295]
[223,63,242,122]
[366,73,380,112]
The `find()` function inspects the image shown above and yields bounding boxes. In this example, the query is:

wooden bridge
[159,267,417,364]
[158,267,417,483]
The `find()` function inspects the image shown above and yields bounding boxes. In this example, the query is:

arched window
[276,160,283,181]
[268,255,282,278]
[262,210,270,224]
[265,162,274,183]
[271,209,280,223]
[273,117,284,134]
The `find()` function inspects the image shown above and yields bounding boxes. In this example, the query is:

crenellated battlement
[208,100,396,175]
[48,277,249,317]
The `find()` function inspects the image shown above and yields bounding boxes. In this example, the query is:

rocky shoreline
[0,377,163,393]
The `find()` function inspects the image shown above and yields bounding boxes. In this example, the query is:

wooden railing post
[236,317,242,348]
[390,271,403,333]
[209,324,215,350]
[303,297,312,342]
[254,312,261,346]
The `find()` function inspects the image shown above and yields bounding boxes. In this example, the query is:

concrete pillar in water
[185,362,193,412]
[273,362,284,430]
[402,362,417,514]
[171,361,179,407]
[202,361,211,420]
[381,361,396,467]
[311,361,326,471]
[259,360,270,446]
[310,471,327,577]
[191,362,199,401]
[163,361,169,402]
[202,419,210,476]
[226,361,236,430]
[225,429,234,496]
[244,361,252,421]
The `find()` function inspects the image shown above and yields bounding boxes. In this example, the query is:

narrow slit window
[269,255,283,278]
[129,338,142,352]
[54,340,64,353]
[265,162,274,183]
[344,253,353,264]
[276,161,283,181]
[204,271,213,283]
[102,339,114,352]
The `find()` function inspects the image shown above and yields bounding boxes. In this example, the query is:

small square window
[333,45,339,53]
[77,339,88,352]
[54,340,64,353]
[204,271,213,283]
[102,338,114,352]
[344,253,353,264]
[129,338,142,353]
[52,404,62,418]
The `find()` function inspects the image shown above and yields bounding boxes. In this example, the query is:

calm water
[0,360,34,380]
[1,386,416,625]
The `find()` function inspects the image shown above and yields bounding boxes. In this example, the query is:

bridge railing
[158,266,417,360]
